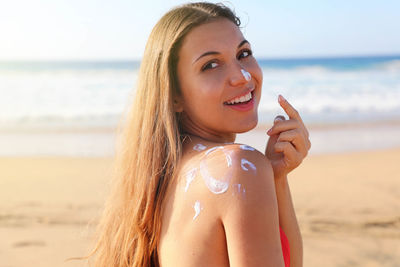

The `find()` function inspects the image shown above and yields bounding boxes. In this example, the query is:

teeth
[227,92,252,104]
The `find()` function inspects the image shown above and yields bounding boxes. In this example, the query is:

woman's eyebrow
[238,39,249,49]
[192,39,250,64]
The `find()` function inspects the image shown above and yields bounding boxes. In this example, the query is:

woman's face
[176,18,263,142]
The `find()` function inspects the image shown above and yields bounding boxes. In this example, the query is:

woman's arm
[275,175,303,267]
[217,148,286,267]
[264,95,310,266]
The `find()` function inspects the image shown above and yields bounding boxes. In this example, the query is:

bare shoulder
[174,143,284,266]
[190,143,276,213]
[207,143,276,216]
[204,143,285,267]
[181,143,273,200]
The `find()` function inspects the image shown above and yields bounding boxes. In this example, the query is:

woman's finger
[276,129,308,157]
[278,95,303,123]
[274,141,303,168]
[278,95,310,138]
[267,118,301,136]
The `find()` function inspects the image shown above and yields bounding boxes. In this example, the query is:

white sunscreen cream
[241,69,251,81]
[193,200,203,220]
[241,158,257,172]
[226,154,232,167]
[200,146,232,194]
[232,183,246,197]
[240,144,255,151]
[205,146,223,155]
[184,168,197,192]
[193,143,207,151]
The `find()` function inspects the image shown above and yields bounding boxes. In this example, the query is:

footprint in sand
[13,240,46,248]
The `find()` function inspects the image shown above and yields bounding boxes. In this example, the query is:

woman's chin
[233,117,258,134]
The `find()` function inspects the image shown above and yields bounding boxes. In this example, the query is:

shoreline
[1,119,400,157]
[2,116,400,132]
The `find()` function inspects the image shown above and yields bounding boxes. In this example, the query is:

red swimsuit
[279,227,290,267]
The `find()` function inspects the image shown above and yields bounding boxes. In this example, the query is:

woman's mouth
[223,90,255,111]
[224,91,253,105]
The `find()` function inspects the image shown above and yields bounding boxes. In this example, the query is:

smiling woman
[87,2,309,267]
[175,18,263,141]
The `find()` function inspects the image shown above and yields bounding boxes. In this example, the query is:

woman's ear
[173,96,184,113]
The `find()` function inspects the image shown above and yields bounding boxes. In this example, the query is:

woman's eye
[202,61,218,71]
[238,49,253,59]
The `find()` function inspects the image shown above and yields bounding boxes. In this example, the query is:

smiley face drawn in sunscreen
[241,69,251,81]
[193,143,207,151]
[193,200,203,220]
[200,146,232,194]
[241,158,256,172]
[184,168,197,192]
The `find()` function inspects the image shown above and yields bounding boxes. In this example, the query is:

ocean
[1,55,400,156]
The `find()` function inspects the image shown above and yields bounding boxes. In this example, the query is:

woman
[90,2,311,266]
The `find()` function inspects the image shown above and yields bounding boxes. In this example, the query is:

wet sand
[2,119,400,157]
[1,148,399,266]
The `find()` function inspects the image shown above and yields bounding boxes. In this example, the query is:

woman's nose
[228,63,250,86]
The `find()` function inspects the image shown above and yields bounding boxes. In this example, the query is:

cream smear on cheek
[241,69,251,81]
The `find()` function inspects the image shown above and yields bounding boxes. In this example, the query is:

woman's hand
[265,95,311,179]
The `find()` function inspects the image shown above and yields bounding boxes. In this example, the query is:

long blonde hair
[90,2,240,266]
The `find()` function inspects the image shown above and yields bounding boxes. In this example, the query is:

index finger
[278,95,304,124]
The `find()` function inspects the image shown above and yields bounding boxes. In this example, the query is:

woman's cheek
[248,59,263,84]
[199,71,227,92]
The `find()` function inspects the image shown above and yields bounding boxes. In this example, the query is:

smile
[224,88,255,105]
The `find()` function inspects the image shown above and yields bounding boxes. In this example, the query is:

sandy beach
[2,2,400,266]
[1,145,399,266]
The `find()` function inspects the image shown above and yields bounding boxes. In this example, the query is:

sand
[1,148,399,266]
[2,119,400,157]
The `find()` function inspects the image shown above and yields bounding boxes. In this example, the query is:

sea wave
[1,57,400,129]
[376,60,400,72]
[258,56,400,72]
[262,66,331,74]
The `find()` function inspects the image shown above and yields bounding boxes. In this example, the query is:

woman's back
[158,138,287,267]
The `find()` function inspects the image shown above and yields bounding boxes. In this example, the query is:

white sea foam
[258,65,400,124]
[2,59,400,156]
[379,60,400,72]
[1,61,400,129]
[0,68,137,128]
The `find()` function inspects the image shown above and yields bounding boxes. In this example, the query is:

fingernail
[267,128,272,135]
[278,95,285,102]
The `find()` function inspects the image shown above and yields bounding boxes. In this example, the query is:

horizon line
[1,52,400,63]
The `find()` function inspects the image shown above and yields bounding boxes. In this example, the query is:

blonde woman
[90,2,311,266]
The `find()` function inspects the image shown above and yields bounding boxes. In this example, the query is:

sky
[1,0,399,61]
